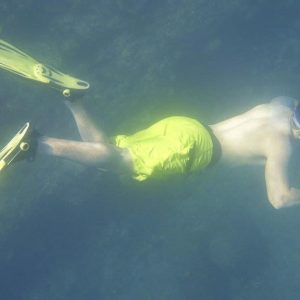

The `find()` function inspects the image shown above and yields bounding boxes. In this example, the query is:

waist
[201,124,222,167]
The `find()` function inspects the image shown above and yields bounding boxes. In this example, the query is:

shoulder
[243,102,291,124]
[250,101,293,141]
[264,115,292,158]
[270,96,297,110]
[250,100,293,124]
[249,96,296,113]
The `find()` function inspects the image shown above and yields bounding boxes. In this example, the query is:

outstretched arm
[265,137,300,209]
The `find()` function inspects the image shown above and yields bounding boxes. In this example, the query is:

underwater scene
[1,0,300,299]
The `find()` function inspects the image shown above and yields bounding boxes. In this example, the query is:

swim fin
[0,39,89,97]
[0,122,32,172]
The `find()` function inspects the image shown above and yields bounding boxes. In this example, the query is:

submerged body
[3,96,299,210]
[1,39,297,210]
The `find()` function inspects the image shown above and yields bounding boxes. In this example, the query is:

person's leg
[38,136,132,173]
[64,100,106,143]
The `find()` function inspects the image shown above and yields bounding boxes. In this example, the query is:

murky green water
[0,1,300,299]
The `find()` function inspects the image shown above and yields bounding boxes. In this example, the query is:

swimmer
[1,95,300,210]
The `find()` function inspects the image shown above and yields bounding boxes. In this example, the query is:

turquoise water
[1,1,300,299]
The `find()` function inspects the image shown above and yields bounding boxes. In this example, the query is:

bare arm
[265,137,300,209]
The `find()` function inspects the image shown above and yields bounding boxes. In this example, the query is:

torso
[209,102,293,166]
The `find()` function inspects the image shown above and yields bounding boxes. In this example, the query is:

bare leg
[38,136,132,173]
[64,100,106,143]
[34,100,134,174]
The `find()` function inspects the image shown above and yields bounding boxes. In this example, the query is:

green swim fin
[0,122,31,172]
[0,39,89,97]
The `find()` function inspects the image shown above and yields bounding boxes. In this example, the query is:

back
[210,101,293,165]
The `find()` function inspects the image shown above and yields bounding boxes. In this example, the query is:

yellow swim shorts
[114,116,214,181]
